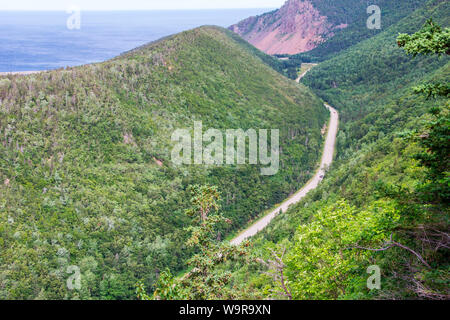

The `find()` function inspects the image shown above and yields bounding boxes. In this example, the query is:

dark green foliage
[398,19,450,56]
[227,0,449,300]
[397,19,450,204]
[414,82,450,98]
[0,26,327,299]
[140,185,252,300]
[302,0,450,154]
[413,107,450,203]
[294,0,426,62]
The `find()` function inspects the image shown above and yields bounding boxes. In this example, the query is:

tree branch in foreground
[346,233,431,269]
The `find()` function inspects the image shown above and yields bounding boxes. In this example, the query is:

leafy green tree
[413,106,449,203]
[398,19,450,204]
[180,185,251,299]
[152,270,183,300]
[0,25,329,299]
[135,281,151,300]
[285,200,400,299]
[185,185,221,223]
[397,19,450,56]
[138,185,250,300]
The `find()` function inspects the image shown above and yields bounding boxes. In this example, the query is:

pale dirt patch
[153,157,163,167]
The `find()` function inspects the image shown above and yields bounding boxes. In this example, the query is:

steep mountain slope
[227,0,449,299]
[0,26,328,299]
[229,0,342,55]
[230,0,425,56]
[294,0,425,61]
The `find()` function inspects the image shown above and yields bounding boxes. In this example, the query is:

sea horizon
[0,8,274,12]
[0,9,273,72]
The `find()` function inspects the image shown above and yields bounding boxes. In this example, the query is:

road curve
[295,63,318,83]
[230,103,339,245]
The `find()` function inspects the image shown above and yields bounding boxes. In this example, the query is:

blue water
[0,9,270,72]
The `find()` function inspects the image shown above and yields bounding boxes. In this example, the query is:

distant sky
[0,0,286,11]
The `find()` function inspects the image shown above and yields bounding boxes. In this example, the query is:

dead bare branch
[346,233,432,268]
[259,247,293,300]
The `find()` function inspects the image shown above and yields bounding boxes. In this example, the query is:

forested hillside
[293,0,425,61]
[279,0,426,78]
[0,26,328,299]
[218,0,449,300]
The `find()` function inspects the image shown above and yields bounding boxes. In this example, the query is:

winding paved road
[295,63,318,83]
[230,103,339,245]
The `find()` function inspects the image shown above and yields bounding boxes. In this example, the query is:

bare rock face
[229,0,347,55]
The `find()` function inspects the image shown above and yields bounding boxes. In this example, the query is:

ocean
[0,9,270,72]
